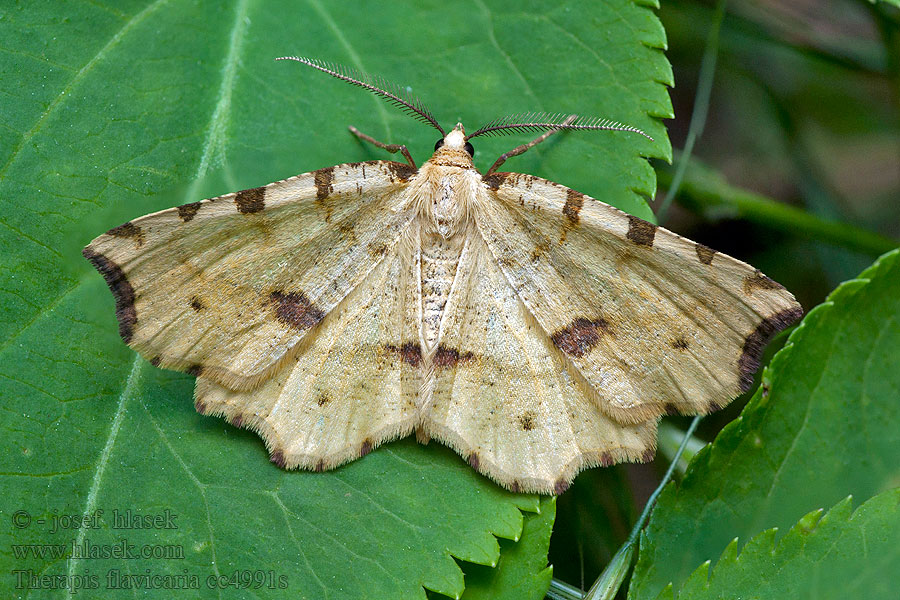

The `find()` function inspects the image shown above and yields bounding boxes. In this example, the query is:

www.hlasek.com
[13,537,183,561]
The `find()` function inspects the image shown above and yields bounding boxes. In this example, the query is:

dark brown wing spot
[235,186,266,214]
[696,243,716,265]
[554,479,570,495]
[386,161,416,182]
[359,439,373,457]
[499,254,520,270]
[314,459,325,472]
[482,171,510,191]
[270,450,286,468]
[600,452,614,467]
[269,290,326,331]
[82,247,137,343]
[434,345,474,368]
[518,411,536,431]
[314,167,336,222]
[107,222,144,247]
[672,337,689,350]
[386,342,422,367]
[706,400,723,413]
[467,452,480,470]
[338,221,356,243]
[563,189,584,225]
[314,166,335,200]
[177,202,201,222]
[231,414,244,428]
[664,402,680,415]
[194,399,207,414]
[550,317,611,357]
[367,240,388,258]
[317,392,331,407]
[186,364,204,377]
[738,307,803,392]
[626,215,657,246]
[641,448,656,463]
[150,356,161,367]
[189,296,205,311]
[530,239,550,263]
[743,270,785,295]
[509,480,522,493]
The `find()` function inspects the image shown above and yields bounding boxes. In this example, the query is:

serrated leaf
[668,489,900,600]
[1,1,670,598]
[458,497,555,600]
[629,249,900,600]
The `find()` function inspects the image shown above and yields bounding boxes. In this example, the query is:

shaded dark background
[549,0,900,593]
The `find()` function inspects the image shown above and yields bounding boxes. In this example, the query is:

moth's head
[431,123,475,165]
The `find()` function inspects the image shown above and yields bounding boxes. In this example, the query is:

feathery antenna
[467,112,653,141]
[275,56,445,136]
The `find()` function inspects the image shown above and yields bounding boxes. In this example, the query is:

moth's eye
[434,139,445,151]
[464,142,475,157]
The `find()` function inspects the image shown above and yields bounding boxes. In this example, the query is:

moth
[83,57,802,494]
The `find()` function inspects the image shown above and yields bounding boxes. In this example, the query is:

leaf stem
[656,158,898,256]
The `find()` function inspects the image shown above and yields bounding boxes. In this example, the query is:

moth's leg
[484,115,577,176]
[349,126,417,169]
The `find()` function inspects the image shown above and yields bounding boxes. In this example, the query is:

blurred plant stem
[657,421,707,475]
[656,156,898,256]
[657,0,726,221]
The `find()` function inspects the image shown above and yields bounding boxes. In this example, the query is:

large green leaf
[1,1,670,598]
[629,248,900,600]
[669,489,900,600]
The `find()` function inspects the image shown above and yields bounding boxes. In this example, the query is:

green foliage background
[2,1,899,599]
[1,1,665,598]
[630,247,900,600]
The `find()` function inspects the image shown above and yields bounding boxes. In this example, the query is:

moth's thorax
[426,147,475,169]
[412,159,480,239]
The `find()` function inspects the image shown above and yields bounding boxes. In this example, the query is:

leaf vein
[66,357,141,582]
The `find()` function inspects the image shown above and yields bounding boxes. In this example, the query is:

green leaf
[629,248,900,600]
[1,1,670,598]
[668,489,900,600]
[458,497,555,600]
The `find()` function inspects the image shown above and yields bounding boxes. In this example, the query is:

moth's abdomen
[420,230,465,350]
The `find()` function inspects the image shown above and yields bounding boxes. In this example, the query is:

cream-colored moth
[83,57,801,494]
